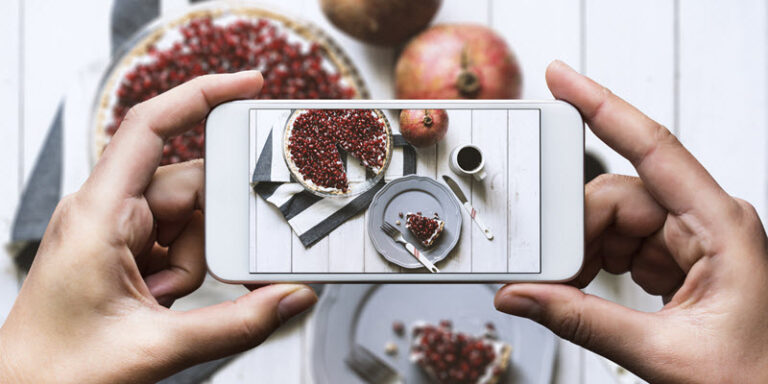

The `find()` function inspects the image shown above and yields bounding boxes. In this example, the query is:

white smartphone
[205,100,584,283]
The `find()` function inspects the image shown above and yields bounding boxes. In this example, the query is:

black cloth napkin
[252,114,416,247]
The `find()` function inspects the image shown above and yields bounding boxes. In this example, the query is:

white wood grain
[434,0,489,24]
[584,0,676,177]
[492,0,582,99]
[0,0,22,323]
[254,109,294,272]
[210,317,306,384]
[471,110,508,272]
[679,0,768,219]
[507,109,540,272]
[553,339,584,384]
[22,0,110,181]
[160,0,190,16]
[436,110,473,272]
[293,234,330,273]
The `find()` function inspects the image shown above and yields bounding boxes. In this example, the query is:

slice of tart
[406,212,445,247]
[285,109,390,194]
[410,321,511,384]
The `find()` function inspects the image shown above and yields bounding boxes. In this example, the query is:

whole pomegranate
[395,24,522,99]
[399,109,449,147]
[321,0,441,46]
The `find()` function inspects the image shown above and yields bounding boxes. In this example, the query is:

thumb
[495,283,658,364]
[166,284,317,364]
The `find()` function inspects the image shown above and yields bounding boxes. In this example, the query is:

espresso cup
[449,144,486,181]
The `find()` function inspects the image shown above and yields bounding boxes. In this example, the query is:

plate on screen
[367,175,463,269]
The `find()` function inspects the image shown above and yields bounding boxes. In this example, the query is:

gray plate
[367,175,462,269]
[310,284,557,384]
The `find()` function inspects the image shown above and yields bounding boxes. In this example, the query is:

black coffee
[457,146,482,171]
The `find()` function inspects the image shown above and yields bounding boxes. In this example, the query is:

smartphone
[205,100,583,283]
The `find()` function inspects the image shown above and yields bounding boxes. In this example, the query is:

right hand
[495,60,768,383]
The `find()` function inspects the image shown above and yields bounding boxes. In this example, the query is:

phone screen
[248,108,540,274]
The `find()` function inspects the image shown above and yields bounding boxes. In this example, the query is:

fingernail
[241,70,263,79]
[278,288,317,323]
[550,59,576,73]
[495,294,540,319]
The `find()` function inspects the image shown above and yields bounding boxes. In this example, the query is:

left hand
[0,72,317,384]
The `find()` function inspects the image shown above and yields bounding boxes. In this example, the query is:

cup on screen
[449,144,486,181]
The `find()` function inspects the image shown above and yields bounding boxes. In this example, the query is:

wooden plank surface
[21,0,111,181]
[470,110,508,272]
[437,110,473,272]
[584,0,676,177]
[492,0,582,99]
[0,0,22,323]
[678,0,768,219]
[254,110,294,272]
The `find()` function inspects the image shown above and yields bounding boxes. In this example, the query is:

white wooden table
[1,0,766,383]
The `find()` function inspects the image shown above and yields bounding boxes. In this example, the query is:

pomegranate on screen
[399,109,448,147]
[395,24,522,99]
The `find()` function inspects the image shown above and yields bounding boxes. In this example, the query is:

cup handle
[473,169,487,181]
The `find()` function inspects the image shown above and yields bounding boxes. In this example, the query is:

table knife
[442,175,494,240]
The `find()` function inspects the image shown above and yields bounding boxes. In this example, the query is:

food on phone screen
[399,109,449,147]
[406,212,445,247]
[286,109,390,193]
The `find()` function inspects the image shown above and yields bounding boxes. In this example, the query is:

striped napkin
[251,114,416,247]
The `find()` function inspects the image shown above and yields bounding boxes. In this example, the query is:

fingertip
[277,286,317,323]
[236,70,263,97]
[545,59,577,93]
[494,284,541,319]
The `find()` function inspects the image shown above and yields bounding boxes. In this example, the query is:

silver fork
[381,222,440,273]
[345,343,403,384]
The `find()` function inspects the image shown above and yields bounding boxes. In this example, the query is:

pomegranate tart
[92,2,368,165]
[406,212,445,247]
[410,320,512,384]
[284,108,392,196]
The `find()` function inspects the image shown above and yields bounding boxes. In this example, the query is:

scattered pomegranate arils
[106,15,356,165]
[406,212,444,247]
[393,321,405,336]
[410,321,510,384]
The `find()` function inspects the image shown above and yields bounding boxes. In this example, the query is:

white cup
[449,144,486,181]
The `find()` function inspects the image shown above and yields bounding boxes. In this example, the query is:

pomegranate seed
[106,15,355,165]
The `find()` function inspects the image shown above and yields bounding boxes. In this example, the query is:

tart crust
[283,109,392,195]
[91,4,368,166]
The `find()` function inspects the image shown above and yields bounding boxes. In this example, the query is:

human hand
[495,61,768,383]
[0,72,317,383]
